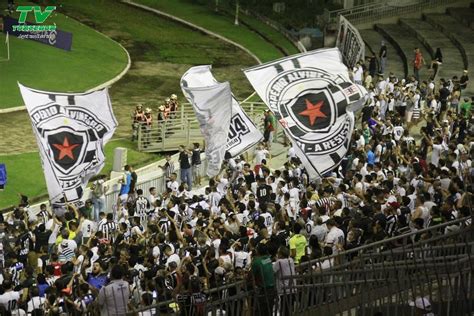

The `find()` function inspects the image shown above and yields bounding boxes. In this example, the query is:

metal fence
[117,214,473,316]
[136,102,268,152]
[324,0,456,25]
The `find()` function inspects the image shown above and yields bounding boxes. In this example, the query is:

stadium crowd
[0,58,472,316]
[131,94,180,147]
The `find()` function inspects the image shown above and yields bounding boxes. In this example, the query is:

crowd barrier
[99,213,472,316]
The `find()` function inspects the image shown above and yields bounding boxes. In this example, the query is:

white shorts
[192,164,201,178]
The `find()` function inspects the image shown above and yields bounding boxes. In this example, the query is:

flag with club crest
[19,83,117,207]
[244,48,368,179]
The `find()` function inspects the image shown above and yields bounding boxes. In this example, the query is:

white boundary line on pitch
[0,18,131,114]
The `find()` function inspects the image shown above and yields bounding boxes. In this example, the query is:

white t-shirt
[431,144,443,167]
[166,254,181,268]
[254,149,269,165]
[27,296,45,312]
[288,147,296,159]
[325,227,345,253]
[260,212,273,235]
[353,66,363,82]
[0,290,22,310]
[167,181,179,193]
[233,250,251,269]
[81,219,96,238]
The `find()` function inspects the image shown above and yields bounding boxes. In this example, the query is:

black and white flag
[19,84,117,206]
[336,15,366,68]
[181,65,233,177]
[244,48,367,179]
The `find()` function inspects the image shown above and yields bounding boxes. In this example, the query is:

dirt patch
[128,62,191,77]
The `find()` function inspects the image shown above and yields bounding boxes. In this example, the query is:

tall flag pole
[243,48,368,179]
[5,32,10,61]
[18,83,117,207]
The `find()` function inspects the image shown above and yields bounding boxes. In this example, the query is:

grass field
[0,139,160,209]
[133,0,294,62]
[0,8,128,109]
[1,0,270,207]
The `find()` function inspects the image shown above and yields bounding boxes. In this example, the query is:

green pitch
[0,139,161,209]
[0,0,292,209]
[0,10,128,109]
[134,0,298,62]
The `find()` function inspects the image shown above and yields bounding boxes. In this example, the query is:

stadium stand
[374,23,432,77]
[399,18,463,80]
[359,29,406,77]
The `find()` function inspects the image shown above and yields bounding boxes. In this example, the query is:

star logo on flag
[299,99,327,126]
[52,136,80,160]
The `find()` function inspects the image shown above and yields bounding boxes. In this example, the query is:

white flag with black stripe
[19,83,117,207]
[244,48,367,179]
[181,65,233,177]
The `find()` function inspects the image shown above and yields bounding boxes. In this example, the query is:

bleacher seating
[399,18,463,80]
[361,2,474,94]
[375,23,431,77]
[359,29,406,78]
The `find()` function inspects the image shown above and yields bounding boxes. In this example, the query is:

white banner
[336,15,366,69]
[244,48,367,179]
[19,83,117,207]
[181,65,233,177]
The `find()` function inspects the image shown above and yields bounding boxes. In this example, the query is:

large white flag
[181,66,233,177]
[19,84,117,206]
[244,48,367,179]
[180,65,262,157]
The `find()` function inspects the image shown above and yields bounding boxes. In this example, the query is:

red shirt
[414,52,423,69]
[51,262,63,277]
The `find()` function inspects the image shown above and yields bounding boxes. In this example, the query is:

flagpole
[6,32,10,61]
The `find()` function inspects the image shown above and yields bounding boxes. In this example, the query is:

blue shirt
[367,150,375,165]
[119,172,131,195]
[38,283,49,297]
[87,273,108,289]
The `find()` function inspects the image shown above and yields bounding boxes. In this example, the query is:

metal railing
[324,0,456,25]
[136,101,268,152]
[119,213,473,316]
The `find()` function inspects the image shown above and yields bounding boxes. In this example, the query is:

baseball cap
[408,297,431,311]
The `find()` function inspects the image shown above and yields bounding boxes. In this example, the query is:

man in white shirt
[254,144,269,164]
[325,219,345,254]
[167,173,179,193]
[27,287,45,313]
[80,217,96,243]
[353,62,363,84]
[0,280,23,312]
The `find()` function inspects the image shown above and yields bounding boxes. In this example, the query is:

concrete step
[424,13,474,94]
[359,29,406,78]
[446,6,474,29]
[399,18,464,80]
[375,23,431,81]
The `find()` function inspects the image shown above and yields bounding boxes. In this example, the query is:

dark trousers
[255,287,276,316]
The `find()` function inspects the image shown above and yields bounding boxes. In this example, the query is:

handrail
[399,19,434,59]
[324,0,457,25]
[136,101,268,152]
[423,13,469,70]
[299,214,472,270]
[374,24,409,78]
[123,214,472,315]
